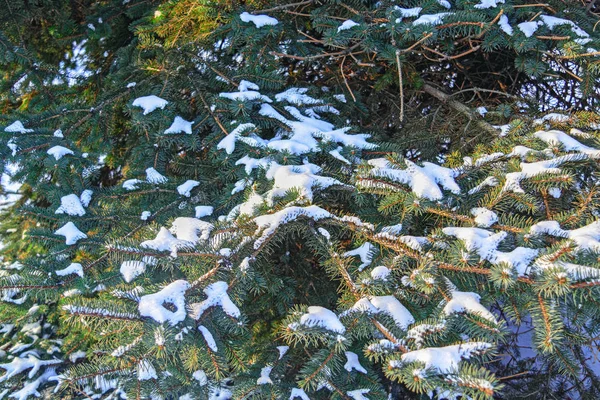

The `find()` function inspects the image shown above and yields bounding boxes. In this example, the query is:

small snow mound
[132,95,168,115]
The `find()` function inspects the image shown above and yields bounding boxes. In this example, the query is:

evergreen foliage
[0,1,599,399]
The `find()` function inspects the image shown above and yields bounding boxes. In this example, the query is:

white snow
[395,342,492,372]
[338,20,359,32]
[443,290,496,322]
[395,7,422,20]
[195,206,214,218]
[198,325,218,351]
[123,179,142,190]
[0,355,61,382]
[190,281,241,320]
[297,306,345,333]
[137,359,157,380]
[518,21,541,38]
[474,0,504,9]
[5,121,34,133]
[146,167,168,184]
[347,389,370,400]
[256,365,273,385]
[239,12,278,28]
[177,180,200,197]
[141,227,188,257]
[141,211,151,220]
[54,222,87,245]
[370,266,391,280]
[498,15,513,35]
[539,15,589,38]
[55,194,86,216]
[290,388,310,400]
[253,205,332,249]
[412,13,450,26]
[470,208,498,228]
[69,350,86,363]
[344,351,367,373]
[217,123,257,154]
[53,129,64,138]
[443,227,538,275]
[344,242,375,271]
[365,158,460,200]
[530,220,600,253]
[170,217,213,243]
[80,189,93,207]
[120,261,146,283]
[164,116,193,134]
[47,146,74,160]
[277,346,289,359]
[55,262,84,278]
[534,130,600,155]
[132,95,168,115]
[138,280,190,325]
[193,370,208,385]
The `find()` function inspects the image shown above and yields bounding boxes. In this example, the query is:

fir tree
[0,1,600,400]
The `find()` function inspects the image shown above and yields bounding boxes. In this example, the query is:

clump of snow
[518,21,541,38]
[198,325,218,351]
[54,222,87,245]
[256,365,273,385]
[5,121,34,133]
[394,342,492,372]
[120,261,146,283]
[53,129,64,138]
[138,280,190,325]
[344,242,375,271]
[474,0,504,9]
[347,389,370,400]
[338,20,359,32]
[141,211,151,220]
[141,227,188,257]
[55,194,86,216]
[170,217,213,243]
[80,190,93,207]
[297,306,346,333]
[498,15,513,35]
[137,359,157,380]
[370,266,391,280]
[164,116,193,134]
[123,179,142,190]
[344,351,367,373]
[412,13,450,26]
[190,281,241,320]
[240,12,278,28]
[443,290,496,322]
[253,206,332,249]
[132,95,168,115]
[443,227,538,275]
[195,206,214,218]
[146,167,168,184]
[177,180,200,197]
[530,220,600,253]
[470,208,498,228]
[55,262,84,278]
[365,158,460,200]
[47,146,74,160]
[290,388,310,400]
